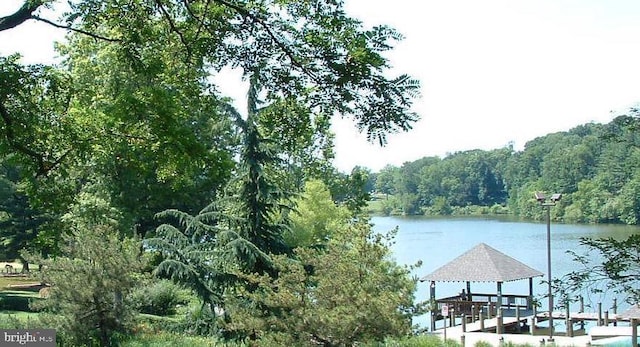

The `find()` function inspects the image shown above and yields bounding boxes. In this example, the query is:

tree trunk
[18,255,29,273]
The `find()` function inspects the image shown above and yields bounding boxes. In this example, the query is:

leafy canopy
[223,221,423,345]
[557,234,640,306]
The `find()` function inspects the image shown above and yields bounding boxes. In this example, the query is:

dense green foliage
[223,222,422,345]
[130,279,191,316]
[30,224,143,346]
[0,0,420,257]
[0,160,52,268]
[371,112,640,225]
[0,1,424,342]
[284,179,351,248]
[146,205,260,312]
[231,77,292,257]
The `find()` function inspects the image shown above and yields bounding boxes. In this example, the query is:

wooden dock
[432,295,639,346]
[435,308,638,345]
[436,309,625,335]
[444,315,529,334]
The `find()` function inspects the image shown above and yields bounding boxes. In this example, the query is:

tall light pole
[535,192,562,342]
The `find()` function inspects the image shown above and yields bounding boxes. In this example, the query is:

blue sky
[2,1,640,172]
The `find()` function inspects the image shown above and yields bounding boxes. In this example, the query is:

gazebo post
[466,281,471,301]
[430,281,436,332]
[496,281,503,323]
[528,278,534,310]
[497,281,502,310]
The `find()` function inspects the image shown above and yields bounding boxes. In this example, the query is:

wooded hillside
[370,112,640,224]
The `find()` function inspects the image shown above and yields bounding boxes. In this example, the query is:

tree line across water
[367,112,640,225]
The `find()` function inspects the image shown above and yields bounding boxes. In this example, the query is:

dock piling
[529,317,534,335]
[612,298,618,327]
[461,313,466,332]
[597,303,602,326]
[565,303,572,337]
[579,296,584,313]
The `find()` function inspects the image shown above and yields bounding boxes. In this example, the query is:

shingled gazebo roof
[420,243,544,283]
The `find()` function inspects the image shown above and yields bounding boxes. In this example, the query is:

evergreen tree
[0,159,51,269]
[233,78,291,255]
[29,192,142,347]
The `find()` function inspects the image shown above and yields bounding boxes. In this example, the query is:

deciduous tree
[224,221,423,345]
[557,234,640,306]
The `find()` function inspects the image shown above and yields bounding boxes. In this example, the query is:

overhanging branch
[33,16,120,42]
[0,1,45,32]
[210,0,321,83]
[0,102,69,177]
[0,103,48,173]
[0,102,46,167]
[154,0,192,58]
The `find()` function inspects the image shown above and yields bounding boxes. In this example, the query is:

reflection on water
[372,215,640,330]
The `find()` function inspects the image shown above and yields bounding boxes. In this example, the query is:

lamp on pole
[535,192,562,342]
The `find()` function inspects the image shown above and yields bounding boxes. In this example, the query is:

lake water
[371,215,640,330]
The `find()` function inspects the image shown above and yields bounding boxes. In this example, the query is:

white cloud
[334,0,640,172]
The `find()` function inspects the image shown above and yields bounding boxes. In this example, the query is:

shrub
[131,279,190,316]
[368,334,449,346]
[29,224,143,346]
[0,314,42,329]
[133,314,182,334]
[180,305,220,337]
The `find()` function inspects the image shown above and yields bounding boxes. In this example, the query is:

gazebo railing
[435,293,532,319]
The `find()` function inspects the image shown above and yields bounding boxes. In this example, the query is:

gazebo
[420,243,544,332]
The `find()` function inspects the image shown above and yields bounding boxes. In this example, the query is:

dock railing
[433,293,532,325]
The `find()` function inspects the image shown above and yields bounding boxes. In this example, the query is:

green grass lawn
[0,311,40,320]
[366,198,385,214]
[121,332,223,347]
[0,275,36,290]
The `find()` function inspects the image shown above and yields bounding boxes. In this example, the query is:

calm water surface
[371,215,640,329]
